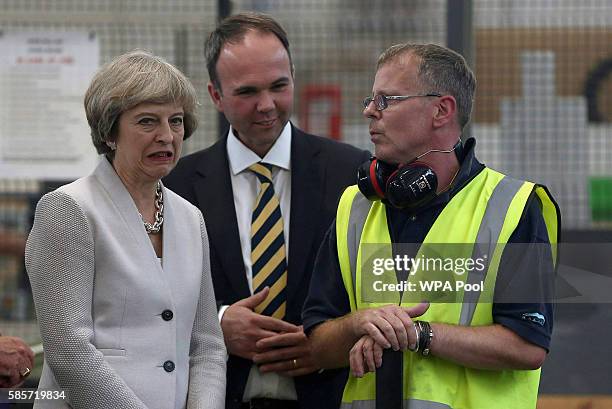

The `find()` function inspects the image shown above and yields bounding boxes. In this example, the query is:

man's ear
[432,95,457,128]
[207,82,224,112]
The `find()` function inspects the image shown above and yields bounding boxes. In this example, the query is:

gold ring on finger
[292,359,298,369]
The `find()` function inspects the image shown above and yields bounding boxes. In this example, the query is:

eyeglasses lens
[363,95,387,111]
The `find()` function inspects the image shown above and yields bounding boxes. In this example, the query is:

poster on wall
[0,31,99,180]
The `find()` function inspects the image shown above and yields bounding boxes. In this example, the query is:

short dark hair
[205,12,293,93]
[84,50,198,158]
[377,43,476,129]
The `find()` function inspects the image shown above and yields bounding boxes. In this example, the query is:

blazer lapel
[92,158,166,280]
[287,127,324,302]
[192,138,250,299]
[159,186,179,275]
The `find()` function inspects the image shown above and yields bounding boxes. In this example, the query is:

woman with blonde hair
[26,50,225,409]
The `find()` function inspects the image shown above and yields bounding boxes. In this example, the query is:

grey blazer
[25,158,226,409]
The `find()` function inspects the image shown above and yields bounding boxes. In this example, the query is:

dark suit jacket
[164,125,370,409]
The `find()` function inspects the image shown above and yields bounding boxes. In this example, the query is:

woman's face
[112,102,185,184]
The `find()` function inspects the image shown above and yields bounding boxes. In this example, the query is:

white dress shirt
[222,123,297,401]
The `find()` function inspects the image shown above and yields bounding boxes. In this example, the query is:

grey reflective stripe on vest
[459,176,526,326]
[347,193,373,299]
[341,399,452,409]
[403,399,452,409]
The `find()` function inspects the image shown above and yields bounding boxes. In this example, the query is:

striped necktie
[249,162,287,319]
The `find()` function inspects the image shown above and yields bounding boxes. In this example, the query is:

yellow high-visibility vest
[336,167,559,409]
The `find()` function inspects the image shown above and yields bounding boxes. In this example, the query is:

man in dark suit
[164,12,370,409]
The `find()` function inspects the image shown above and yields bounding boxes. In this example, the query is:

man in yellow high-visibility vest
[302,43,560,409]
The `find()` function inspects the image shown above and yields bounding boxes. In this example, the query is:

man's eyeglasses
[362,93,442,111]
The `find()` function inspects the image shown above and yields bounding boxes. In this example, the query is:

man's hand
[252,326,318,377]
[221,288,301,360]
[349,335,383,378]
[0,336,34,388]
[351,302,429,351]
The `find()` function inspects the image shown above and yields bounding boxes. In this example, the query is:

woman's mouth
[148,151,174,161]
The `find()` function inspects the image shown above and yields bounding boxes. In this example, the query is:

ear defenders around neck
[357,158,438,210]
[357,140,464,210]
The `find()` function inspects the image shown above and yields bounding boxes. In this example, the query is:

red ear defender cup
[357,157,396,200]
[369,159,386,199]
[357,140,462,210]
[385,162,438,210]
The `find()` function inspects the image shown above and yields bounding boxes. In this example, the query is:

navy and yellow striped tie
[249,162,287,319]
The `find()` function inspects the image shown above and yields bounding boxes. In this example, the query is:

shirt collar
[425,137,483,208]
[390,137,483,214]
[227,122,292,176]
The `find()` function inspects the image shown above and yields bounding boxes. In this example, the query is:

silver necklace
[141,181,164,234]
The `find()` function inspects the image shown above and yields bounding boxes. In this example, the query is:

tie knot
[249,162,274,183]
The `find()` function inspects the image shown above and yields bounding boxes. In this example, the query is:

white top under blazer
[25,158,226,409]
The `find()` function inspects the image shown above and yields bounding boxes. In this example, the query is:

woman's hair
[84,50,198,157]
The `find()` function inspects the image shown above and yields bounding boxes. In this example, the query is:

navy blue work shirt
[302,138,554,351]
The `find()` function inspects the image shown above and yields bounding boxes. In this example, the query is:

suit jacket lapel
[92,158,167,283]
[287,127,324,302]
[159,187,180,278]
[193,137,250,299]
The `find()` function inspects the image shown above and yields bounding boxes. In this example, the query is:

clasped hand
[349,303,429,377]
[221,287,318,377]
[0,336,35,388]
